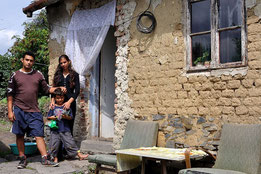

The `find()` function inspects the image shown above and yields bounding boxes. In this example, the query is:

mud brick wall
[113,0,261,150]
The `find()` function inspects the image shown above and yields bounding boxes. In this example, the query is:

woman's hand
[63,101,71,110]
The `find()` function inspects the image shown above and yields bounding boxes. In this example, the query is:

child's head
[53,88,65,105]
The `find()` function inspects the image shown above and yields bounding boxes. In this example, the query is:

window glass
[219,0,242,28]
[192,34,211,66]
[220,28,241,63]
[191,0,211,33]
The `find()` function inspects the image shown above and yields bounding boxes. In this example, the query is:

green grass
[0,118,12,131]
[26,166,37,171]
[87,164,96,174]
[73,172,84,174]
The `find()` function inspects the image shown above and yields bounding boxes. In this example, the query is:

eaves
[23,0,61,17]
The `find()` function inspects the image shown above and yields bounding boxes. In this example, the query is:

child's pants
[49,131,79,158]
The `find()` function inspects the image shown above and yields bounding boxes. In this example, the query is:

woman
[51,54,80,133]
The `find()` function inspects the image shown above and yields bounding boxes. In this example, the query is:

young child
[47,88,88,165]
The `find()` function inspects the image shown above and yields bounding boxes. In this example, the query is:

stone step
[80,139,115,154]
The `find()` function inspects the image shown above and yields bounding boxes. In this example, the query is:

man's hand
[60,87,67,94]
[8,112,15,122]
[7,96,15,122]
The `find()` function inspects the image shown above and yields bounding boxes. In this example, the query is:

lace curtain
[65,0,116,87]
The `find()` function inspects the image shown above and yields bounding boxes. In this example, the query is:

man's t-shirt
[47,106,73,133]
[7,69,50,112]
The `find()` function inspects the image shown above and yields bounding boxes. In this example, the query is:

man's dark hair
[23,51,35,60]
[53,88,64,97]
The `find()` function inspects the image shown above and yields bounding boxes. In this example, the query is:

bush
[38,96,50,117]
[0,55,12,100]
[0,98,7,104]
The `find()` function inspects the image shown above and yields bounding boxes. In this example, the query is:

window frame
[185,0,247,72]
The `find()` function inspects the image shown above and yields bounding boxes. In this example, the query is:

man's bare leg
[16,135,27,169]
[16,135,25,157]
[35,137,47,156]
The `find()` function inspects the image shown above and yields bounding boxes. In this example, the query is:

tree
[0,54,11,99]
[0,10,50,99]
[8,9,49,81]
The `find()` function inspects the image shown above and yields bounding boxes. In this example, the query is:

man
[7,51,58,169]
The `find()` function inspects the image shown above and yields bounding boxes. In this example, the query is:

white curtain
[65,0,116,87]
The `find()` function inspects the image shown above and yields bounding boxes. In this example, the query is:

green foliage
[8,10,49,82]
[0,98,7,104]
[87,165,96,173]
[194,51,210,65]
[38,96,50,115]
[0,54,12,99]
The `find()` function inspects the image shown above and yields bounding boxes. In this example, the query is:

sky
[0,1,33,55]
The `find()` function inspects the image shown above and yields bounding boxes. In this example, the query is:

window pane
[191,0,211,33]
[219,0,242,28]
[192,34,211,66]
[220,29,241,64]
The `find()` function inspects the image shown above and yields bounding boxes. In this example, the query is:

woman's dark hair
[53,55,76,88]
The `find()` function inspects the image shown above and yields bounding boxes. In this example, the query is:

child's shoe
[41,155,59,167]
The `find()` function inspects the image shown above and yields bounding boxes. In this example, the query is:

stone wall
[113,0,137,149]
[112,0,261,150]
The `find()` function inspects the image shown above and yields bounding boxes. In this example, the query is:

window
[185,0,247,71]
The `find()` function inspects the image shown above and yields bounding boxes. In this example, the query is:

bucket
[9,142,38,155]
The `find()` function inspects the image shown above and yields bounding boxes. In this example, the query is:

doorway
[90,27,116,139]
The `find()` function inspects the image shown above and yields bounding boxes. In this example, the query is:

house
[23,0,261,152]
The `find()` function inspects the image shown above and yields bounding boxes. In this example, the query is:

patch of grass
[87,164,96,174]
[26,166,37,171]
[0,118,12,131]
[73,172,84,174]
[0,119,8,125]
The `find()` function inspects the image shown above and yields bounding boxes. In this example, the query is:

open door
[89,27,116,139]
[100,27,116,138]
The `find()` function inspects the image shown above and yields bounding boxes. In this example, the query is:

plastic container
[9,142,38,155]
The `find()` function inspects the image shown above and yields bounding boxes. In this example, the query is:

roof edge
[23,0,60,17]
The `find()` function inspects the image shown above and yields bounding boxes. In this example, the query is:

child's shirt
[47,105,73,133]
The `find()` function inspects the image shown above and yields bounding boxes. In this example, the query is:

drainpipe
[23,0,60,17]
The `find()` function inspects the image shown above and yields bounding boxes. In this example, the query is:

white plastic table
[116,147,207,174]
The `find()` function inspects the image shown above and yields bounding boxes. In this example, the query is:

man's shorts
[12,106,44,137]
